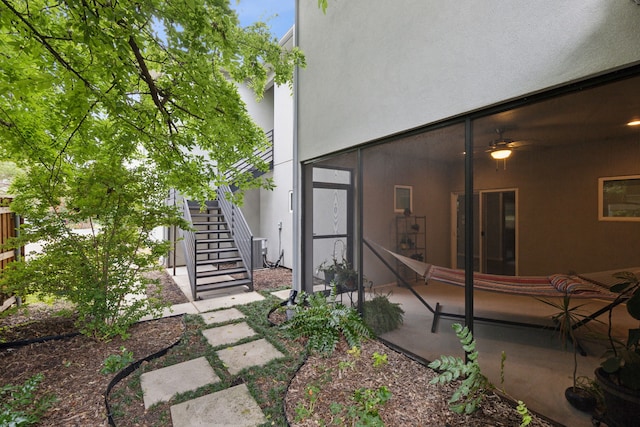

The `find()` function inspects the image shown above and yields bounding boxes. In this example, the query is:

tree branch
[1,0,95,89]
[127,35,177,133]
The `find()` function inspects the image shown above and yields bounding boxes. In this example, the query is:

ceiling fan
[485,128,531,159]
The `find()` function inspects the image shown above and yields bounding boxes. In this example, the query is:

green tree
[0,0,305,338]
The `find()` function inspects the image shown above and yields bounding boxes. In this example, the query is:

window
[394,185,413,214]
[599,175,640,221]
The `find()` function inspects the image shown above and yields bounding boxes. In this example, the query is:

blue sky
[231,0,295,40]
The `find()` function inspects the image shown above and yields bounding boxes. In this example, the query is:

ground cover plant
[0,373,56,426]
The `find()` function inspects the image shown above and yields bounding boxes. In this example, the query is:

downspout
[292,0,301,292]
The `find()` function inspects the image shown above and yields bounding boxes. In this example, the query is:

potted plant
[595,271,640,426]
[362,290,404,336]
[538,294,598,413]
[399,236,409,250]
[318,246,358,293]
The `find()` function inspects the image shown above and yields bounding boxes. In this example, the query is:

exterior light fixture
[490,149,512,160]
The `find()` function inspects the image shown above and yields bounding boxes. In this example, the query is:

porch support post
[464,118,475,335]
[356,149,364,314]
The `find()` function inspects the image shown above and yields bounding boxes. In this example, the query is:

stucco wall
[238,84,274,131]
[259,78,296,268]
[296,0,640,160]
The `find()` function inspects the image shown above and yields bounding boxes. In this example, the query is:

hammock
[386,249,623,300]
[364,239,635,352]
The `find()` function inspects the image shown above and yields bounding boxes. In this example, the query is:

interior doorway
[453,189,517,275]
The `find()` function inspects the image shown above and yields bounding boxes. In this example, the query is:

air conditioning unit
[252,238,267,269]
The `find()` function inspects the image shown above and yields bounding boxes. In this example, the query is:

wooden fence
[0,197,23,312]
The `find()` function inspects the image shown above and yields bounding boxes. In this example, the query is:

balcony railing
[229,129,274,179]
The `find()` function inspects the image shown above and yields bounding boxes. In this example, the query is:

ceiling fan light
[490,149,512,160]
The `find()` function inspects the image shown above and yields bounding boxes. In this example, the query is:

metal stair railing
[217,184,253,288]
[178,195,197,299]
[229,129,274,178]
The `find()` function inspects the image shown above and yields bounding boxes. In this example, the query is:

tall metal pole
[464,118,474,335]
[357,149,364,314]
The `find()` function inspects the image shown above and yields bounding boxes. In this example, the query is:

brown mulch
[0,270,188,427]
[0,266,557,426]
[285,338,555,427]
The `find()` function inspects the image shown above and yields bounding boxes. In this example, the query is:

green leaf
[627,292,640,320]
[601,356,623,373]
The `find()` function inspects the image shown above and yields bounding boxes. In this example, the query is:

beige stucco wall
[296,0,640,161]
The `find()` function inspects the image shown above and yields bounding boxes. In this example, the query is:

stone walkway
[138,288,292,427]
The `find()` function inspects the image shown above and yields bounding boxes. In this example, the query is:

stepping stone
[200,307,245,325]
[140,357,219,409]
[140,302,198,321]
[217,338,285,375]
[170,383,266,427]
[271,288,293,300]
[201,322,256,348]
[192,291,264,312]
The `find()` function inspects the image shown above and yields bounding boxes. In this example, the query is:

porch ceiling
[398,74,640,163]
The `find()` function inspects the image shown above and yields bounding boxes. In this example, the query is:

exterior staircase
[180,198,253,300]
[176,129,273,300]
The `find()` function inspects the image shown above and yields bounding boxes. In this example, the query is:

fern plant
[362,291,404,335]
[428,323,490,414]
[428,323,532,426]
[283,287,372,355]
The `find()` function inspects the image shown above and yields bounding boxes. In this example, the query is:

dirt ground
[1,267,557,426]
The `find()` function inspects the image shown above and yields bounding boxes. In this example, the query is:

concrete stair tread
[196,257,242,265]
[197,247,239,254]
[196,278,252,293]
[196,267,247,278]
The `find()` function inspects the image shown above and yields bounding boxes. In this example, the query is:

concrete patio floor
[376,279,637,427]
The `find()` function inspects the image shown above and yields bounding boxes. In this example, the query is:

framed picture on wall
[394,185,413,214]
[598,175,640,221]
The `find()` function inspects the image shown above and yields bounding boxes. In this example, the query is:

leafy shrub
[101,347,135,374]
[283,288,372,355]
[362,292,404,335]
[1,161,186,339]
[0,374,56,426]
